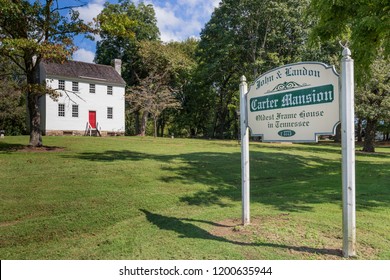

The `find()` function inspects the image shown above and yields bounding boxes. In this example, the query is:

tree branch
[2,53,26,72]
[51,0,88,13]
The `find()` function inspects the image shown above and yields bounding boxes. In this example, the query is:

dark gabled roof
[41,60,126,86]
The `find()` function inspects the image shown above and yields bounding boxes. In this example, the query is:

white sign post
[239,49,356,257]
[341,47,356,257]
[240,76,250,225]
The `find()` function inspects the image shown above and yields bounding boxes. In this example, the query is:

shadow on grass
[65,147,390,211]
[140,209,342,258]
[260,143,342,155]
[0,142,26,152]
[0,142,65,153]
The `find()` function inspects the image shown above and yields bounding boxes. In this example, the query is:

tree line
[0,0,389,152]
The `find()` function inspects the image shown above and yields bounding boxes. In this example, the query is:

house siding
[40,66,125,136]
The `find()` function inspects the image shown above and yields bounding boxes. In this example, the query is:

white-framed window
[58,80,65,90]
[72,81,79,92]
[89,84,96,94]
[107,107,113,119]
[107,85,113,95]
[72,104,79,118]
[58,104,65,117]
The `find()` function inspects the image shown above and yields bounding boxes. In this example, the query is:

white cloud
[73,48,95,63]
[154,6,183,28]
[149,0,219,42]
[75,0,105,24]
[153,5,192,42]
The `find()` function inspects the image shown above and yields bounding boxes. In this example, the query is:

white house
[39,59,126,136]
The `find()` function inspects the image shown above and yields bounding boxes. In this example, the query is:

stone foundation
[44,130,125,136]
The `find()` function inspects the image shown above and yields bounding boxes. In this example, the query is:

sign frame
[246,61,340,143]
[239,49,356,257]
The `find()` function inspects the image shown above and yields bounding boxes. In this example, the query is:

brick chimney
[112,59,122,76]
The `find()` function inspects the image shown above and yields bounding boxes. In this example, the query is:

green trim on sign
[278,130,296,137]
[250,84,334,112]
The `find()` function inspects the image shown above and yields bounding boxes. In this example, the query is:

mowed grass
[0,136,389,260]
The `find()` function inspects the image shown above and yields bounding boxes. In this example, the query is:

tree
[355,54,390,152]
[95,0,160,135]
[0,0,92,146]
[127,40,194,137]
[377,121,390,141]
[95,0,160,86]
[195,0,313,139]
[0,57,26,135]
[309,0,390,151]
[127,73,180,137]
[158,39,199,137]
[309,0,390,79]
[0,79,26,135]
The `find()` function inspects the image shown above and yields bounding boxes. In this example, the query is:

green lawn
[0,136,389,260]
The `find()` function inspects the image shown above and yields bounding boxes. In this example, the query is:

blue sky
[72,0,220,63]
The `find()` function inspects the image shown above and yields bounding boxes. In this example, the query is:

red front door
[89,111,96,128]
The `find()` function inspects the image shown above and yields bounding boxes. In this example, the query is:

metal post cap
[342,47,351,57]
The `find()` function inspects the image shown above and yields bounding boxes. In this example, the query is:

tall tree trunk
[190,128,197,138]
[159,119,165,137]
[357,118,363,142]
[153,116,158,138]
[363,118,377,153]
[217,107,227,139]
[26,63,42,147]
[158,112,165,137]
[212,107,218,138]
[234,110,239,141]
[27,92,42,147]
[134,110,140,135]
[140,110,148,136]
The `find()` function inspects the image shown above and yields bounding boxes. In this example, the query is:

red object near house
[89,111,96,128]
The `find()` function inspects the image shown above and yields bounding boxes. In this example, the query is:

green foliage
[309,0,390,80]
[0,79,26,135]
[377,121,390,141]
[355,54,390,152]
[138,40,196,83]
[191,0,314,139]
[0,55,26,135]
[95,0,160,86]
[127,40,196,136]
[0,0,93,146]
[199,0,312,80]
[94,0,161,136]
[309,0,390,151]
[356,55,390,121]
[98,8,137,40]
[94,0,349,140]
[0,0,93,64]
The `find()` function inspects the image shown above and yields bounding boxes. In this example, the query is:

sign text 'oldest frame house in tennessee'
[39,59,126,136]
